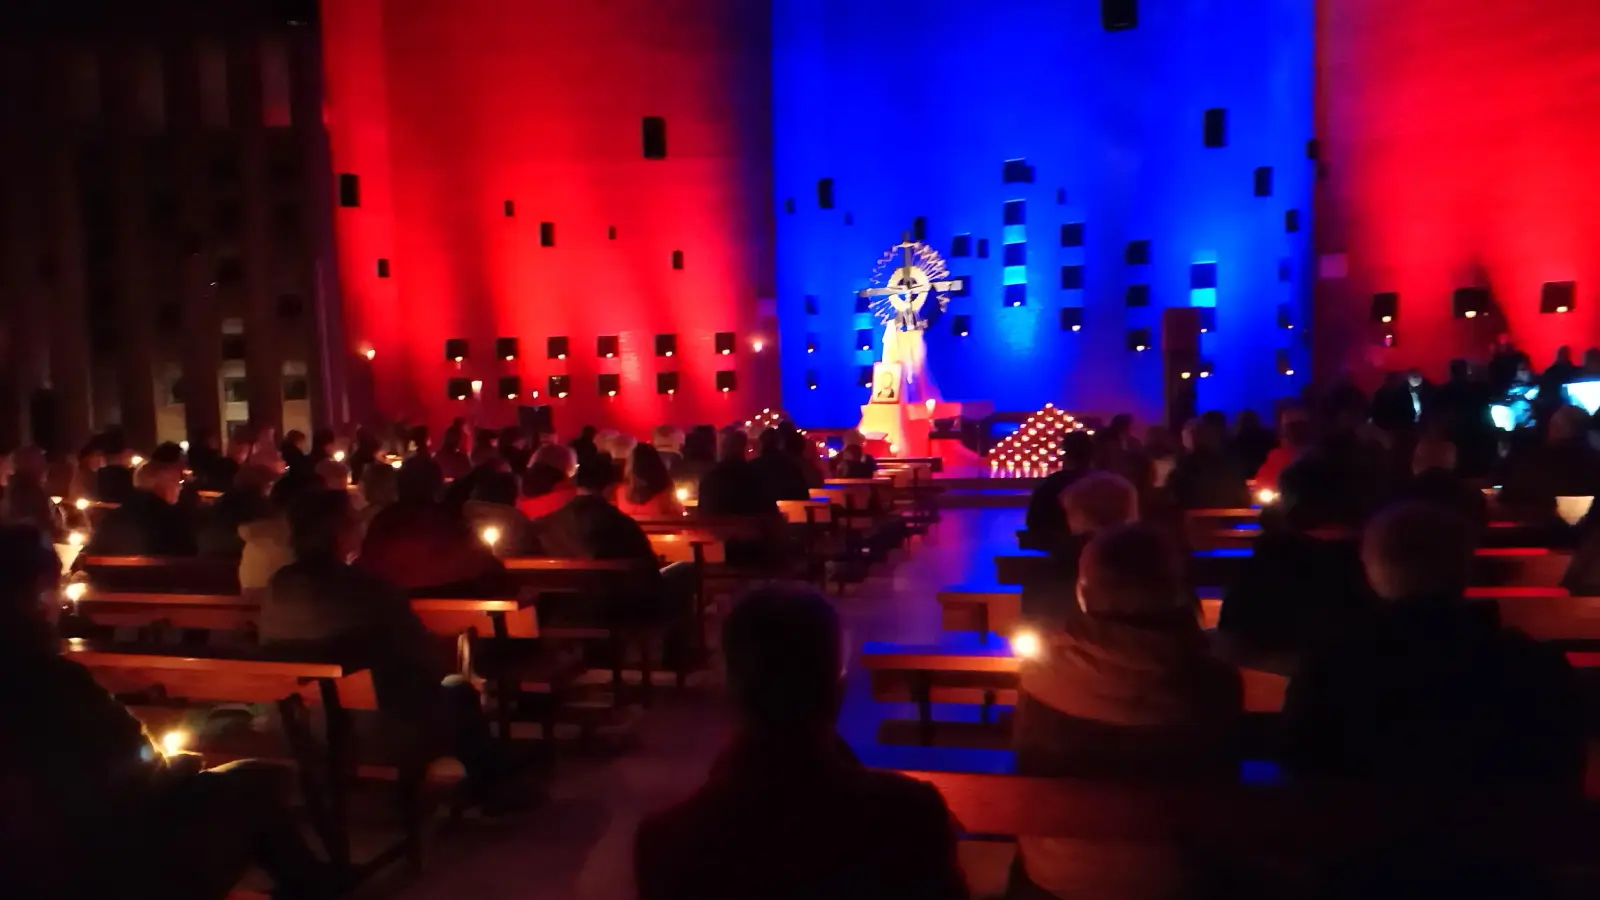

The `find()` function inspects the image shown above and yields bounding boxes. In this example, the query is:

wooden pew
[938,584,1599,642]
[862,634,1600,746]
[78,555,241,594]
[74,590,541,639]
[65,641,426,880]
[897,770,1600,867]
[995,546,1575,589]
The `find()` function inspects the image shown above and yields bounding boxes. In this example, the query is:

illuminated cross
[857,231,965,331]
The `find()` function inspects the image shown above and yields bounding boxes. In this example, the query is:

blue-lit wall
[774,0,1313,426]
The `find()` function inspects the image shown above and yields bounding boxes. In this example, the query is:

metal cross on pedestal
[857,231,965,331]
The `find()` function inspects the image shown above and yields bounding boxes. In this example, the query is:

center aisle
[389,507,1017,900]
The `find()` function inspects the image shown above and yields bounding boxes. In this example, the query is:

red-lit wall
[320,0,776,435]
[1314,0,1600,385]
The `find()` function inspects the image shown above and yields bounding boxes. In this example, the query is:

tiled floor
[390,507,1025,900]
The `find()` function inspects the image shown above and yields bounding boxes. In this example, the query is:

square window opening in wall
[539,222,555,247]
[1004,283,1028,307]
[446,377,471,401]
[503,200,515,217]
[671,250,684,270]
[1453,287,1489,319]
[548,374,571,398]
[806,371,819,390]
[495,337,519,360]
[806,333,818,354]
[1060,307,1083,332]
[1060,223,1085,247]
[1371,292,1399,324]
[1198,308,1217,333]
[1253,167,1273,197]
[784,198,795,215]
[857,365,874,388]
[1002,159,1035,183]
[1203,109,1227,148]
[950,235,972,257]
[1190,262,1218,290]
[376,258,390,278]
[547,336,569,360]
[976,238,990,258]
[715,370,737,393]
[597,335,620,358]
[1004,243,1027,267]
[1060,265,1085,290]
[1278,303,1295,330]
[1127,328,1152,352]
[1002,200,1026,226]
[655,334,677,357]
[598,373,621,397]
[1102,0,1137,31]
[855,329,874,352]
[1541,281,1576,314]
[642,116,667,159]
[222,335,247,361]
[1284,209,1301,233]
[498,375,521,399]
[804,295,819,315]
[1125,240,1150,265]
[817,178,836,210]
[912,216,928,241]
[444,338,468,362]
[714,332,736,356]
[1277,350,1295,375]
[1126,284,1151,307]
[855,294,872,314]
[608,226,617,240]
[223,376,249,403]
[337,173,360,207]
[656,371,679,395]
[951,315,971,337]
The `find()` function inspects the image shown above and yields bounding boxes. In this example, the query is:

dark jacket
[358,501,507,595]
[83,491,199,558]
[635,734,967,900]
[1168,451,1250,510]
[94,465,136,505]
[1392,467,1489,530]
[262,558,448,714]
[1017,538,1089,628]
[1023,467,1090,545]
[533,493,657,563]
[1218,531,1379,658]
[748,452,813,503]
[697,460,779,517]
[1282,596,1585,791]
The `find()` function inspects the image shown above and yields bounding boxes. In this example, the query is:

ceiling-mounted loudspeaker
[1371,292,1398,324]
[1541,281,1576,314]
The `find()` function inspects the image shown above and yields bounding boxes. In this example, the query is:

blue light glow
[774,0,1313,425]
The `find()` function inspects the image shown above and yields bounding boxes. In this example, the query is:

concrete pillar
[231,37,284,435]
[106,48,159,450]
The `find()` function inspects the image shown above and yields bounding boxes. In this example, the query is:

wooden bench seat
[938,584,1597,642]
[996,547,1575,589]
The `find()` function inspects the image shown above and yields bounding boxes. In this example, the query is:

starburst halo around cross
[857,233,965,331]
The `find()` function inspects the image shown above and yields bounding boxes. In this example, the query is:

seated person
[1167,419,1251,510]
[635,588,967,900]
[517,443,579,521]
[1391,435,1488,531]
[1013,524,1242,900]
[1499,404,1600,523]
[697,430,778,517]
[462,463,534,556]
[358,460,507,595]
[1218,450,1379,662]
[652,424,686,472]
[748,427,812,503]
[239,469,319,593]
[196,464,274,557]
[830,444,877,480]
[83,461,198,558]
[2,446,63,539]
[261,492,509,803]
[1023,431,1096,545]
[1251,414,1312,496]
[616,444,685,519]
[1282,502,1584,792]
[0,526,335,898]
[535,458,656,561]
[1021,471,1139,626]
[313,458,351,492]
